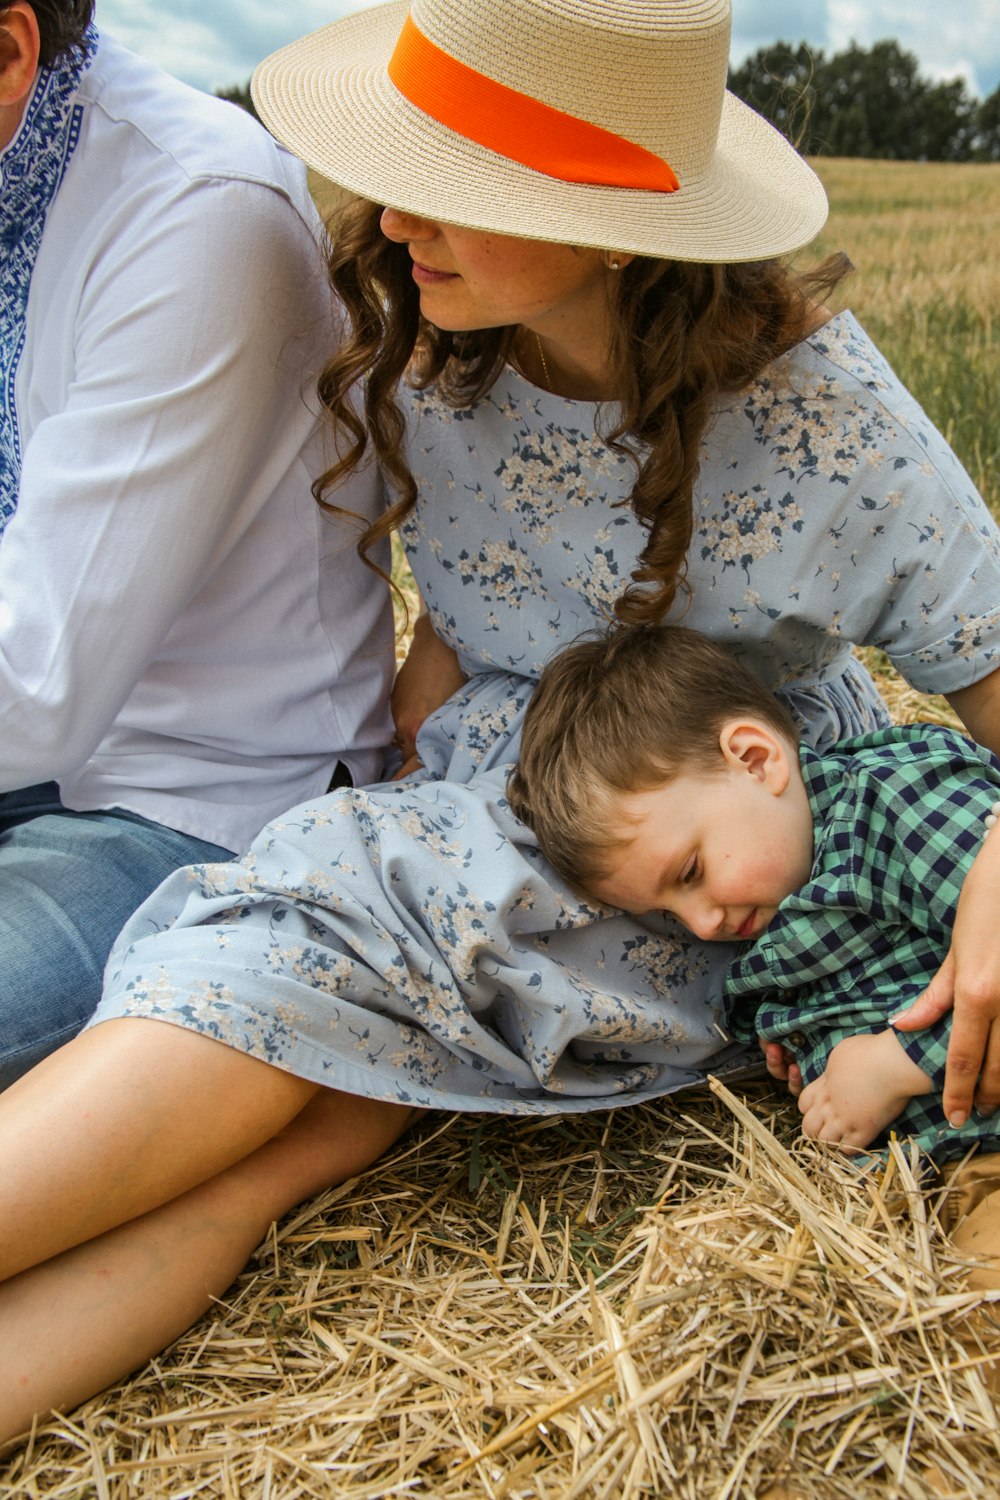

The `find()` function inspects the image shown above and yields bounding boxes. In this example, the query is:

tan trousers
[939,1151,1000,1394]
[940,1151,1000,1291]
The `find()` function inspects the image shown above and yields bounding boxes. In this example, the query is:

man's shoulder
[77,31,312,207]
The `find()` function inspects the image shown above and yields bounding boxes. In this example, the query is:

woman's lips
[735,910,759,940]
[411,260,459,285]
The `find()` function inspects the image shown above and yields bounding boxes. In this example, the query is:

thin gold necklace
[533,332,551,392]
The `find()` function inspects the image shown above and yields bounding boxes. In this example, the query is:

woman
[3,0,1000,1437]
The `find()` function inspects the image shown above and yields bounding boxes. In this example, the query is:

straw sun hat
[252,0,828,263]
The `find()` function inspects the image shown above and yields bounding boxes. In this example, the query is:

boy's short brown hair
[508,625,798,895]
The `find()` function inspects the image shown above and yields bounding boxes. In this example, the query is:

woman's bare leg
[0,1018,324,1280]
[0,1088,415,1445]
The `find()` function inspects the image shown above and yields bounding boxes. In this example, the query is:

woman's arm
[947,666,1000,757]
[391,608,468,776]
[891,666,1000,1125]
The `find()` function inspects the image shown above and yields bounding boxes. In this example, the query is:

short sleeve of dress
[689,313,1000,698]
[815,322,1000,693]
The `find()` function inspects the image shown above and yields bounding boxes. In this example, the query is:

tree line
[217,39,1000,162]
[728,39,1000,161]
[216,83,258,120]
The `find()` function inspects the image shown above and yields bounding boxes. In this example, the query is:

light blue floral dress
[91,314,1000,1114]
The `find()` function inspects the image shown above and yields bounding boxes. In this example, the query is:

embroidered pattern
[0,26,96,531]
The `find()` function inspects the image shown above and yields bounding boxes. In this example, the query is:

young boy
[508,624,1000,1166]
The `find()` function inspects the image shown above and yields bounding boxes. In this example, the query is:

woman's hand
[893,670,1000,1125]
[391,612,467,777]
[891,832,1000,1126]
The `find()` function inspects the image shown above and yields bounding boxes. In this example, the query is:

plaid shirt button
[786,1032,807,1050]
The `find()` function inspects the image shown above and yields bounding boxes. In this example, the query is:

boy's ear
[718,719,791,793]
[0,3,41,117]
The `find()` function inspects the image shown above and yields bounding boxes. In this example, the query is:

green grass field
[801,158,1000,726]
[807,158,999,522]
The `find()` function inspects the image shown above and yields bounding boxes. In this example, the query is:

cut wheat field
[810,159,1000,731]
[3,160,999,1500]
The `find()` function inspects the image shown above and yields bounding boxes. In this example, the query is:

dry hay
[2,637,994,1498]
[855,650,963,736]
[2,401,995,1496]
[3,1079,998,1499]
[1,588,990,1498]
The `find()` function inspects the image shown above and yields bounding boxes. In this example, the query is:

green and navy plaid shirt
[726,724,1000,1163]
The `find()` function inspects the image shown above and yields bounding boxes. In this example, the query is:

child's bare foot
[797,1030,933,1150]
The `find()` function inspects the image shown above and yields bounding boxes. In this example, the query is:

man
[0,1,394,1084]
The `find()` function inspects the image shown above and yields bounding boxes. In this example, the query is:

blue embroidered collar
[0,25,97,532]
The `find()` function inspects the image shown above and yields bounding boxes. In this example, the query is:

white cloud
[924,58,981,96]
[827,0,1000,96]
[731,0,830,60]
[732,0,1000,97]
[97,0,385,92]
[96,0,1000,99]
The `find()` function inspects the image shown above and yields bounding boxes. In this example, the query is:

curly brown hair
[316,194,848,625]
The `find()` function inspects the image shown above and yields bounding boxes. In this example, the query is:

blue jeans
[0,784,233,1090]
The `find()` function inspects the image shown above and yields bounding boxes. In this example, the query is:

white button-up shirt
[1,32,394,852]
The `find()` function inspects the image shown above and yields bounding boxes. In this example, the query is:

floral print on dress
[91,314,1000,1115]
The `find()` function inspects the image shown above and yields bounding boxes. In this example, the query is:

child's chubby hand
[758,1037,803,1096]
[798,1030,933,1151]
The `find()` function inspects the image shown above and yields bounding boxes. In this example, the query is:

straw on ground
[3,157,999,1498]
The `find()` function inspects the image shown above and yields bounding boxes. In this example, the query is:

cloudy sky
[96,0,1000,101]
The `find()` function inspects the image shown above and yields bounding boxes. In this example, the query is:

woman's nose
[380,206,438,242]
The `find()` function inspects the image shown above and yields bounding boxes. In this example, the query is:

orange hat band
[387,15,680,195]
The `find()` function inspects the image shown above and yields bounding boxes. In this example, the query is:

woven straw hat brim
[252,1,828,263]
